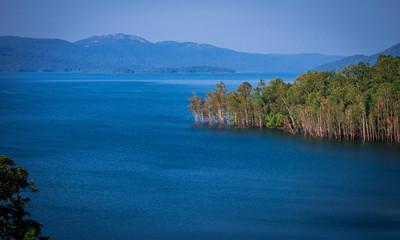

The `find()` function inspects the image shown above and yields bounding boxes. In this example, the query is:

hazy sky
[1,0,399,55]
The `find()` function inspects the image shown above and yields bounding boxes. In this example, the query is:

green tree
[210,81,228,124]
[235,82,253,126]
[252,79,266,127]
[0,156,50,240]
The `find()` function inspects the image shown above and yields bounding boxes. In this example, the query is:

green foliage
[266,113,283,127]
[188,55,400,142]
[0,156,51,240]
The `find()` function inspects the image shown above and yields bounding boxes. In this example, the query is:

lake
[1,73,400,240]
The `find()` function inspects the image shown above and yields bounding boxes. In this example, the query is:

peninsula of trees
[188,55,400,143]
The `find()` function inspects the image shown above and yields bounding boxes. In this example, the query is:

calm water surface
[0,73,399,240]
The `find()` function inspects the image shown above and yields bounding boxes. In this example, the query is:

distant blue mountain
[0,33,345,73]
[315,42,400,71]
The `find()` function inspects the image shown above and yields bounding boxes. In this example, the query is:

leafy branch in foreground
[0,156,51,240]
[188,55,400,142]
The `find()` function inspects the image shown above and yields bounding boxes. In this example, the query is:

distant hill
[315,42,400,71]
[0,33,344,73]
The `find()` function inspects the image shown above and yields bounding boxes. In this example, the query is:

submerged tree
[188,55,400,143]
[210,82,228,124]
[0,156,51,240]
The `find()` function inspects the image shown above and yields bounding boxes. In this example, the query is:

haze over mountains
[0,33,344,73]
[315,42,400,71]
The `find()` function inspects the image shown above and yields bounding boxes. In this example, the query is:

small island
[111,66,236,73]
[188,55,400,143]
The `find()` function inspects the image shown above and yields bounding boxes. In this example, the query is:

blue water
[1,73,400,240]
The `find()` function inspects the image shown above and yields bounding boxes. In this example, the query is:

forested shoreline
[188,55,400,143]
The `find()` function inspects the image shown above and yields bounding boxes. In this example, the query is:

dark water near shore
[1,73,400,240]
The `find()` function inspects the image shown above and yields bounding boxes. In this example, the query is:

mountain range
[0,33,344,73]
[315,42,400,71]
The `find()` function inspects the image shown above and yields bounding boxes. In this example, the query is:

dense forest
[188,55,400,143]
